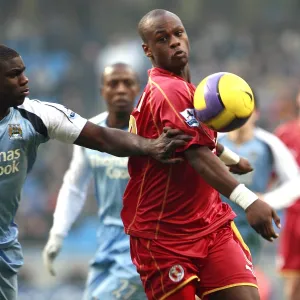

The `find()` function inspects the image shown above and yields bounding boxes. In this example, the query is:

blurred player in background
[218,98,300,300]
[0,44,191,300]
[43,63,147,300]
[273,90,300,300]
[121,9,281,300]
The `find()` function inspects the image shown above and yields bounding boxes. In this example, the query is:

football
[193,72,255,132]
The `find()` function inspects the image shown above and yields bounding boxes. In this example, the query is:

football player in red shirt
[274,91,300,300]
[121,9,281,300]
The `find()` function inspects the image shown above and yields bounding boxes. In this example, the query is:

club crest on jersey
[8,124,23,140]
[169,265,184,282]
[67,109,75,118]
[180,108,199,127]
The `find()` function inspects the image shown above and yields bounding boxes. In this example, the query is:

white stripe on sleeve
[50,145,92,237]
[20,98,87,143]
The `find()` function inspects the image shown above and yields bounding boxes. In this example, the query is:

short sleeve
[19,99,87,144]
[157,85,216,151]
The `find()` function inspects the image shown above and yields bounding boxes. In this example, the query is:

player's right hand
[148,127,192,164]
[42,233,64,276]
[228,157,253,175]
[245,199,281,242]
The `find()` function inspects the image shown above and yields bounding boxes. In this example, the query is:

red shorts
[130,221,257,299]
[278,209,300,275]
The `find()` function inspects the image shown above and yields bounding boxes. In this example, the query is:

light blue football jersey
[0,98,86,247]
[84,112,129,229]
[52,112,142,299]
[218,134,273,261]
[55,112,131,262]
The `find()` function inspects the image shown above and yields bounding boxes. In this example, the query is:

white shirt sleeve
[50,145,93,237]
[255,127,299,182]
[254,128,300,210]
[19,98,87,143]
[263,174,300,210]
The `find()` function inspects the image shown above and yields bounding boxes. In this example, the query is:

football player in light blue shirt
[0,44,190,300]
[43,63,147,300]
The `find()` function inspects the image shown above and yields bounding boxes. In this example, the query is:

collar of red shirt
[148,67,186,81]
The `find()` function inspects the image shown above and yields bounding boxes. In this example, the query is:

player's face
[0,56,29,109]
[142,14,190,74]
[101,67,139,114]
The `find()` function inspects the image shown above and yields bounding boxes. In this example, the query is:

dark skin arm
[74,122,192,163]
[185,145,280,242]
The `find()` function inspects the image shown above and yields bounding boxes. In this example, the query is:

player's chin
[172,57,188,69]
[14,95,26,106]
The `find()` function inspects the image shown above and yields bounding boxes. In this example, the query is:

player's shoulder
[18,97,62,112]
[17,97,42,110]
[149,76,191,102]
[17,98,76,119]
[254,127,292,152]
[89,111,108,125]
[255,127,276,139]
[16,98,49,119]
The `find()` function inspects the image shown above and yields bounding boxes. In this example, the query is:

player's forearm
[186,146,258,209]
[263,174,300,210]
[75,121,149,157]
[185,145,239,198]
[95,127,150,157]
[51,184,87,237]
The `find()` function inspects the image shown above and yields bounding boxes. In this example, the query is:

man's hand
[42,234,64,276]
[148,127,192,164]
[246,199,281,242]
[228,157,253,175]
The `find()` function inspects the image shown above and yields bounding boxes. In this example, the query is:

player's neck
[0,107,10,121]
[227,129,254,145]
[170,69,189,82]
[154,64,190,82]
[106,112,130,129]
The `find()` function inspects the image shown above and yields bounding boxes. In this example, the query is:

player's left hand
[42,233,64,276]
[228,157,253,175]
[246,199,281,242]
[148,127,192,164]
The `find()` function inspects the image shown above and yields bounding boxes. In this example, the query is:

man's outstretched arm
[75,122,192,163]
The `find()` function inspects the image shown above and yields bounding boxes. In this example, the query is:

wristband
[229,184,258,210]
[219,146,240,165]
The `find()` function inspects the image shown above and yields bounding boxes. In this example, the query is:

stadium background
[1,0,300,299]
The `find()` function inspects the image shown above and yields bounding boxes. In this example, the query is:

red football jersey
[275,120,300,211]
[121,68,235,240]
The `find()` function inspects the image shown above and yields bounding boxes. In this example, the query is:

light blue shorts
[83,263,146,300]
[82,225,146,300]
[0,240,23,300]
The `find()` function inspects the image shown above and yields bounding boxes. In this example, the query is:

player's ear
[142,43,152,58]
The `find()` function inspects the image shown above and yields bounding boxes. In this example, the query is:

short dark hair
[0,45,19,65]
[101,62,139,85]
[138,9,170,43]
